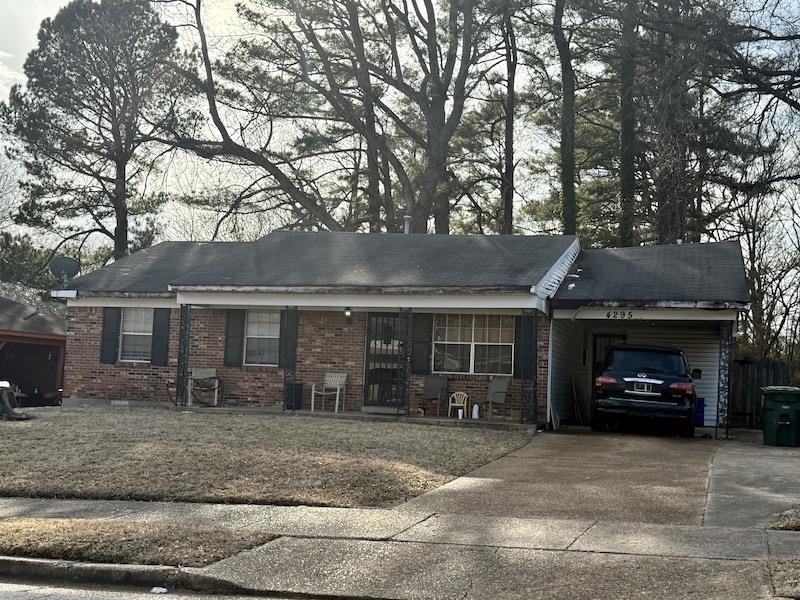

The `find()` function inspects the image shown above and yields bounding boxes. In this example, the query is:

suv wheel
[679,422,695,438]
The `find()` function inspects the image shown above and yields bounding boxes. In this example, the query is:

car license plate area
[634,382,652,393]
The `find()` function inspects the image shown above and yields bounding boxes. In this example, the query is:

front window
[119,308,153,362]
[433,314,514,375]
[244,310,280,365]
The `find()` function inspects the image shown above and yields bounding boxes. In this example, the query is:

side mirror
[691,369,702,380]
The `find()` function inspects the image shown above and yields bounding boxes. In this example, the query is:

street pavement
[0,579,297,600]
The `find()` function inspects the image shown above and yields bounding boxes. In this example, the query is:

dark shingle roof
[69,242,248,295]
[0,295,66,337]
[553,241,750,307]
[170,232,578,291]
[69,233,578,294]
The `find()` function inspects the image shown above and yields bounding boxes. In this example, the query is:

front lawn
[0,517,275,567]
[0,409,533,506]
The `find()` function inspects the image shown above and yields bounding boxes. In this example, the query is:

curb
[0,555,250,596]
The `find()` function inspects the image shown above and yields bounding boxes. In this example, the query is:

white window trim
[431,314,515,376]
[118,307,154,363]
[242,309,281,367]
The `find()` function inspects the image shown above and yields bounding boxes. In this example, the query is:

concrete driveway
[402,430,725,525]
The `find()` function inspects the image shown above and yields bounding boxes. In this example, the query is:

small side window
[119,308,154,362]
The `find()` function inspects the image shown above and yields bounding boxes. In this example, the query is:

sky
[0,1,70,99]
[0,1,240,99]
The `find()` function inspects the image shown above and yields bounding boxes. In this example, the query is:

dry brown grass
[772,512,800,531]
[0,517,275,567]
[770,559,800,599]
[0,409,533,506]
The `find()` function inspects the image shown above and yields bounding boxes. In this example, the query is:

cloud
[0,53,23,101]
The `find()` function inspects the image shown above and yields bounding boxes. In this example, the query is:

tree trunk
[618,0,637,247]
[501,5,517,235]
[113,160,128,259]
[422,96,450,234]
[346,1,383,232]
[553,0,577,236]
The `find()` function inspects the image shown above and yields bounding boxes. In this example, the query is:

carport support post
[398,308,412,417]
[176,304,192,406]
[716,320,733,439]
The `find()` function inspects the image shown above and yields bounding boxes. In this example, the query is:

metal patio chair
[486,377,511,420]
[188,367,222,407]
[422,374,448,417]
[311,372,348,412]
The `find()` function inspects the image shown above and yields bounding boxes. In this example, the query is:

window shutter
[411,313,433,375]
[513,314,537,379]
[150,308,171,366]
[278,308,299,370]
[224,309,245,367]
[100,307,121,364]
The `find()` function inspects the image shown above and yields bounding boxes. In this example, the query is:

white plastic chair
[188,367,220,407]
[311,372,348,412]
[448,391,469,418]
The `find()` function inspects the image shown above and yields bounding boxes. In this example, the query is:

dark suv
[591,344,701,437]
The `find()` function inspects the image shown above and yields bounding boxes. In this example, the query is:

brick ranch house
[53,232,749,428]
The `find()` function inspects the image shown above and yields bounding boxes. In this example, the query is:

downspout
[176,305,192,406]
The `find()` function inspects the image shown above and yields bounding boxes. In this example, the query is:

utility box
[761,386,800,447]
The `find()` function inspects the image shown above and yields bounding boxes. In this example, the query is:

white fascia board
[552,307,741,321]
[531,237,582,300]
[67,297,178,309]
[50,290,77,299]
[176,291,547,313]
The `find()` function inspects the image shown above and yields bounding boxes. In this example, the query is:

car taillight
[669,382,694,393]
[595,376,618,387]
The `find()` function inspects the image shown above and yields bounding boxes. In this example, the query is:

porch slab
[392,513,594,550]
[571,521,768,560]
[203,537,773,600]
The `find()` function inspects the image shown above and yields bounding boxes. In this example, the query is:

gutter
[167,284,535,295]
[551,300,751,311]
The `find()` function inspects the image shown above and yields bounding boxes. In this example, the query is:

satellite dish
[48,256,81,287]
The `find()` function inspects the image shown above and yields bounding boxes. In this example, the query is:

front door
[363,314,405,413]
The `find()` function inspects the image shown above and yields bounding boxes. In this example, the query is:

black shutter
[513,314,537,379]
[278,308,299,369]
[224,309,245,366]
[100,307,121,364]
[411,313,433,375]
[150,308,171,366]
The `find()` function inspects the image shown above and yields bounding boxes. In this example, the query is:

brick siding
[65,307,551,422]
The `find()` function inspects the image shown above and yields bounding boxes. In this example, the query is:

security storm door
[364,314,405,413]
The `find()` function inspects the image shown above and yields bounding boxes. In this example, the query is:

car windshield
[606,349,686,375]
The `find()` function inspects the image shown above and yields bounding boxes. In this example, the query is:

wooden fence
[730,359,792,429]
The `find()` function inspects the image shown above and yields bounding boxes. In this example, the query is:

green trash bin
[761,386,800,447]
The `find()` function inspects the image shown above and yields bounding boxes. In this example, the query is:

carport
[0,294,66,404]
[548,242,750,433]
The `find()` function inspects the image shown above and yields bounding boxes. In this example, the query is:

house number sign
[605,310,635,319]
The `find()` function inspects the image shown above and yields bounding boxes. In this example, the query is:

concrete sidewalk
[1,496,798,598]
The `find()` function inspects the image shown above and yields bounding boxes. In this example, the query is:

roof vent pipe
[404,215,412,234]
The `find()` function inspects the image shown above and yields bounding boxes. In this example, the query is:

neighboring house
[0,286,66,404]
[52,232,749,428]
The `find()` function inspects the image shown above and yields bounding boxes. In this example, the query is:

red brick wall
[64,307,366,409]
[295,311,366,411]
[65,307,551,421]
